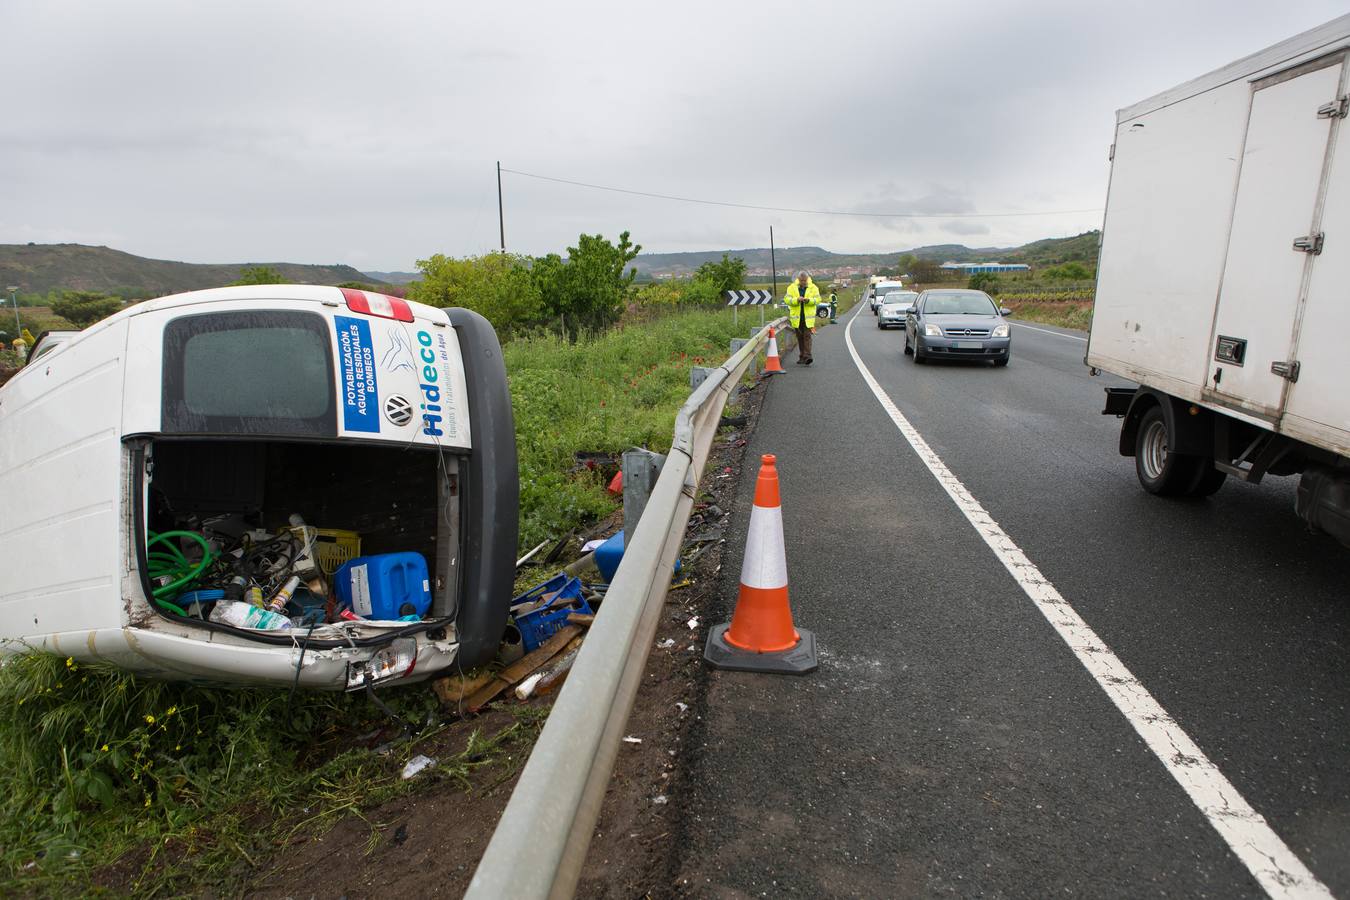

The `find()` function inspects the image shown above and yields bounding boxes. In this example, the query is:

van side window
[162,311,337,437]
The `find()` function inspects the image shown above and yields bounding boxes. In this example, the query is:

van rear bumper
[4,626,459,691]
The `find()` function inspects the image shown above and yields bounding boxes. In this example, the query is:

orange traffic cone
[762,327,785,375]
[704,454,818,674]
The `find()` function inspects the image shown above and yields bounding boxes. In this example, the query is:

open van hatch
[129,437,464,688]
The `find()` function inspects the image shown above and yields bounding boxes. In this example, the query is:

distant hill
[631,232,1100,278]
[0,244,387,298]
[361,270,421,285]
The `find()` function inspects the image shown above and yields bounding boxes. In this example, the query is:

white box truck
[0,286,519,689]
[1090,15,1350,547]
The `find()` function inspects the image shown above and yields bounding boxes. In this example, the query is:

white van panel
[1088,78,1252,397]
[120,295,471,449]
[0,322,129,636]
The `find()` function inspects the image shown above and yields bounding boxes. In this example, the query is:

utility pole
[769,227,778,300]
[497,161,506,253]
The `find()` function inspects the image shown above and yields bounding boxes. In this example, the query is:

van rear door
[122,289,471,451]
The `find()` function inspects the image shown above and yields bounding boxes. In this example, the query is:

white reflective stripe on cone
[740,504,788,590]
[768,336,779,355]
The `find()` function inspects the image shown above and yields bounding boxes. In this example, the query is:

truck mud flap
[447,309,520,666]
[1296,467,1350,549]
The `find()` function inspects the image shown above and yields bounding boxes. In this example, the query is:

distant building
[939,262,1031,274]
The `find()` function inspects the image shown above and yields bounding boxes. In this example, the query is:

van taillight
[340,288,414,323]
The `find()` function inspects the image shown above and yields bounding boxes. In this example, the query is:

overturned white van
[0,286,519,690]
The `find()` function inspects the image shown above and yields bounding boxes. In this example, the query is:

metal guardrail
[465,316,789,900]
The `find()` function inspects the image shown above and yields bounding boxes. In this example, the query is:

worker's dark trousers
[795,323,813,363]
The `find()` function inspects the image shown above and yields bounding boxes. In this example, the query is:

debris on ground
[431,668,496,706]
[449,623,585,712]
[401,754,437,780]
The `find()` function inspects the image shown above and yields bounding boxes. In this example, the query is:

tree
[896,253,919,275]
[693,254,747,297]
[408,252,542,334]
[908,258,943,283]
[232,265,286,285]
[534,231,642,334]
[50,291,124,328]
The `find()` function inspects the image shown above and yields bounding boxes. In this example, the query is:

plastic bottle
[268,575,301,614]
[209,601,293,631]
[246,585,265,607]
[288,513,320,580]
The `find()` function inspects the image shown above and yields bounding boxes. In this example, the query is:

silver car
[905,289,1013,366]
[877,291,918,329]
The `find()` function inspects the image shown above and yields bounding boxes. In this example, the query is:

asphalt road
[670,304,1349,898]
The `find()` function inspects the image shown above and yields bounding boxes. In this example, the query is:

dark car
[904,289,1012,366]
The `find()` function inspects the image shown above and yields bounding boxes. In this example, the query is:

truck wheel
[1134,406,1198,496]
[1185,462,1228,498]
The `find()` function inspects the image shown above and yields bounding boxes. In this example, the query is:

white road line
[843,305,1331,900]
[1011,321,1088,341]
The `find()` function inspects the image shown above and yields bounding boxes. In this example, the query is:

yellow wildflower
[65,657,74,668]
[144,715,155,724]
[101,744,109,752]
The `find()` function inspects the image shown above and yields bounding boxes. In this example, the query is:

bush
[408,252,542,335]
[968,272,1000,294]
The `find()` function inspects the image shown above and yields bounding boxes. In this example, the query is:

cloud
[940,221,993,237]
[0,0,1343,267]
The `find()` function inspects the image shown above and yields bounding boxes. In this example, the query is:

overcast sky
[2,0,1346,271]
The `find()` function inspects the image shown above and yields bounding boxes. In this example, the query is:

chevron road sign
[724,289,777,306]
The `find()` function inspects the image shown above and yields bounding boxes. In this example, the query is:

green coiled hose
[146,530,217,610]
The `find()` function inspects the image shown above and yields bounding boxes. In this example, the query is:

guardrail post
[690,365,715,392]
[622,448,666,536]
[730,338,755,377]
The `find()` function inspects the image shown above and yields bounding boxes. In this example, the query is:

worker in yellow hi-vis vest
[783,271,821,365]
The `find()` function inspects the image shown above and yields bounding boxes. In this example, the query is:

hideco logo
[416,330,445,437]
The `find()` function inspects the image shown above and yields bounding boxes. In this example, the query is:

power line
[499,167,1102,220]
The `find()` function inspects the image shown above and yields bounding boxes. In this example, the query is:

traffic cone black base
[704,623,817,674]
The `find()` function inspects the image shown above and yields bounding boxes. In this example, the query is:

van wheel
[1185,462,1228,498]
[1134,406,1198,496]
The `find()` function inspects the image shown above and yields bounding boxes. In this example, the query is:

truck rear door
[1205,55,1345,420]
[1283,61,1350,456]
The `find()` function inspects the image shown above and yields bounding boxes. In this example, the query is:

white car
[877,291,919,329]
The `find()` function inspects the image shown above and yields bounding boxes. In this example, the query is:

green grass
[506,307,758,551]
[1005,301,1093,331]
[0,653,544,896]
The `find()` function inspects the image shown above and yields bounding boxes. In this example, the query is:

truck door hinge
[1271,360,1301,382]
[1292,232,1324,254]
[1317,95,1349,119]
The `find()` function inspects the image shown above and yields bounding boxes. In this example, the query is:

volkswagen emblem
[384,394,414,427]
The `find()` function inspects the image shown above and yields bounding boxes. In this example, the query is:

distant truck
[1089,15,1350,547]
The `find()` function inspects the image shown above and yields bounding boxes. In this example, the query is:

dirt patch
[246,706,532,899]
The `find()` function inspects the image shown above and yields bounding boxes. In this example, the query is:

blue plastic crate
[510,574,592,653]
